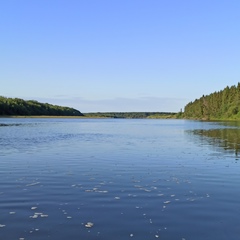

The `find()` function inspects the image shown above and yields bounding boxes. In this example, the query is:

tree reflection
[191,128,240,158]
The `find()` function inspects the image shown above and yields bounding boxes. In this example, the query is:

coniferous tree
[184,82,240,119]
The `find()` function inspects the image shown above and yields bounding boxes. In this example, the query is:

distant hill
[0,96,83,116]
[184,83,240,120]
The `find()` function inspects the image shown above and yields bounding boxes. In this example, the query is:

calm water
[0,118,240,240]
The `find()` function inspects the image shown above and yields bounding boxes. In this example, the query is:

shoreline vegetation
[0,96,178,119]
[0,96,83,117]
[0,113,178,119]
[184,82,240,121]
[2,82,240,120]
[83,112,178,119]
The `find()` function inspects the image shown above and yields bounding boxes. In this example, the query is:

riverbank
[0,112,178,119]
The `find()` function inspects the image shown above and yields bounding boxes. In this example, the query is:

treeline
[184,83,240,120]
[84,112,176,119]
[0,96,83,116]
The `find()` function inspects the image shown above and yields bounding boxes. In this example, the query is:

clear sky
[1,0,240,113]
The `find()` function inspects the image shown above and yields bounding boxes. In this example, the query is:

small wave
[0,123,23,127]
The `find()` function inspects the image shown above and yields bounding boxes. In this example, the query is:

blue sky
[1,0,240,112]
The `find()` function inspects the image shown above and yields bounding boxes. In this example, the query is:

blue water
[0,118,240,239]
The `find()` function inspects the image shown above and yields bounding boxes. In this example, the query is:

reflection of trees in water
[192,128,240,158]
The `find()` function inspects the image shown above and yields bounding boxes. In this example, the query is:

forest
[5,81,240,119]
[0,96,83,116]
[184,83,240,120]
[84,112,177,119]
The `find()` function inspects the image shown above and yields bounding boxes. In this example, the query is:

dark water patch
[0,123,23,127]
[187,128,240,158]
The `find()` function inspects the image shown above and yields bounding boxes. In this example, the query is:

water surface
[0,118,239,239]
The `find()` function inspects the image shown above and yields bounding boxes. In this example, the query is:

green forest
[0,96,83,116]
[84,112,176,119]
[184,83,240,120]
[4,81,240,119]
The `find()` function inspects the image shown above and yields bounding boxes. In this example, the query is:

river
[0,118,239,240]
